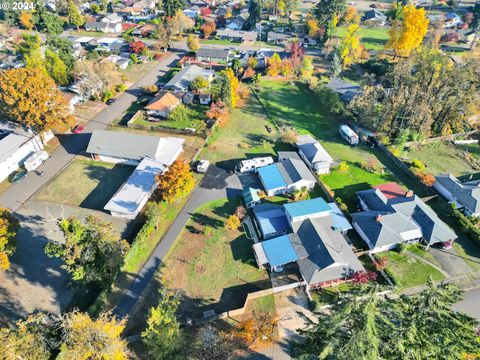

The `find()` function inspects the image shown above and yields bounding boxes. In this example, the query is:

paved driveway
[452,287,480,321]
[0,52,180,212]
[114,166,242,318]
[0,201,131,326]
[429,246,472,276]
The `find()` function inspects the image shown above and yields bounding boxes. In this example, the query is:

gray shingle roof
[296,217,364,285]
[86,130,184,165]
[196,47,231,60]
[277,158,316,185]
[164,65,214,91]
[353,189,457,247]
[436,173,480,215]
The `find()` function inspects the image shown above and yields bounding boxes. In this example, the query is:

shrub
[190,76,209,91]
[116,84,128,92]
[335,197,349,213]
[167,104,189,123]
[280,128,298,145]
[411,159,426,170]
[414,170,436,187]
[396,243,407,253]
[234,205,247,220]
[374,256,388,271]
[451,208,480,248]
[225,215,241,230]
[143,84,158,94]
[361,59,393,77]
[384,267,401,286]
[338,161,349,174]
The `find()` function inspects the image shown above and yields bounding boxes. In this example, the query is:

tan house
[145,92,181,118]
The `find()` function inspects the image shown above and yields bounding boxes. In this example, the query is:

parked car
[72,124,85,134]
[12,171,27,183]
[106,98,116,105]
[442,240,453,250]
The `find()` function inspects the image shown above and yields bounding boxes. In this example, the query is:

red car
[72,124,85,134]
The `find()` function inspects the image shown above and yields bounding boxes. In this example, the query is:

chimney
[405,190,414,197]
[375,215,383,222]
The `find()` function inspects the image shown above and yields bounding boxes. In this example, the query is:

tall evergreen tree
[163,0,186,17]
[243,0,262,30]
[67,0,85,30]
[314,0,346,43]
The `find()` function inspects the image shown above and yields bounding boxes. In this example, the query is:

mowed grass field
[161,199,269,317]
[36,158,133,210]
[401,141,480,176]
[257,80,403,208]
[335,26,390,51]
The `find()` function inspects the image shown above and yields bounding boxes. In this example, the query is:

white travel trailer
[238,157,274,173]
[24,151,48,172]
[339,125,359,146]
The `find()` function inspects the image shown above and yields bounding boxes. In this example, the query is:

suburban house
[435,173,480,217]
[351,183,457,253]
[216,29,258,44]
[104,157,165,219]
[253,197,364,289]
[226,13,249,30]
[132,24,156,37]
[196,47,231,63]
[361,10,387,26]
[101,13,123,23]
[103,55,130,69]
[183,5,200,17]
[164,65,215,91]
[257,158,316,196]
[444,12,463,28]
[96,38,125,52]
[86,130,184,166]
[0,122,53,183]
[253,203,290,239]
[326,78,362,103]
[145,92,181,118]
[85,21,122,33]
[295,134,334,174]
[266,31,291,44]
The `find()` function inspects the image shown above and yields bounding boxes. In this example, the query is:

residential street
[0,52,180,212]
[114,166,242,318]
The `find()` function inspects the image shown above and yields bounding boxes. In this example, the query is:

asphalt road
[0,52,180,212]
[452,287,480,321]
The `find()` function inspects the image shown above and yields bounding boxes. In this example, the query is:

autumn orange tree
[156,159,195,203]
[0,208,17,271]
[0,68,75,133]
[267,53,282,77]
[19,12,34,30]
[386,5,429,58]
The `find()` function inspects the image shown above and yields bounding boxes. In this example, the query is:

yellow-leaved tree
[0,208,17,271]
[224,68,240,108]
[0,68,75,133]
[340,22,362,67]
[386,5,429,58]
[156,159,195,203]
[57,311,129,360]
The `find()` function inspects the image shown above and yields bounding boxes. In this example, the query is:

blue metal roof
[328,203,353,231]
[261,235,299,267]
[258,164,287,191]
[284,198,330,218]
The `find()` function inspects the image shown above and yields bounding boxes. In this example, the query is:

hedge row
[451,208,480,248]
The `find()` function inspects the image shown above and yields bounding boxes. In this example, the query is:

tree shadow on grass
[332,182,372,211]
[190,212,224,229]
[230,234,257,265]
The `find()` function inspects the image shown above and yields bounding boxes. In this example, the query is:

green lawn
[382,251,445,289]
[133,105,206,131]
[401,141,480,176]
[336,26,390,51]
[200,92,283,169]
[36,158,134,210]
[162,199,270,316]
[257,80,402,209]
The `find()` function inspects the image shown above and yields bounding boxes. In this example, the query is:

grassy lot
[401,141,480,176]
[36,158,133,210]
[407,243,443,268]
[161,198,270,317]
[382,251,445,289]
[257,80,402,209]
[133,105,207,131]
[90,196,190,314]
[335,26,390,51]
[121,61,158,86]
[200,92,283,169]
